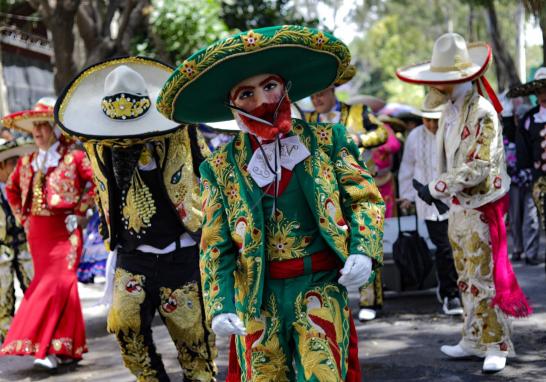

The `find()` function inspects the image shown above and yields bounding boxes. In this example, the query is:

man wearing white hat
[0,136,35,344]
[508,67,546,268]
[398,104,462,316]
[55,57,217,382]
[397,32,532,373]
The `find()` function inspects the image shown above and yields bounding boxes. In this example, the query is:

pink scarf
[476,194,532,317]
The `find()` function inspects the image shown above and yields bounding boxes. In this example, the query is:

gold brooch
[101,93,151,120]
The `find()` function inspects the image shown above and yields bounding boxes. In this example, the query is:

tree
[134,0,227,66]
[464,0,521,90]
[523,0,546,65]
[219,0,317,31]
[20,0,149,93]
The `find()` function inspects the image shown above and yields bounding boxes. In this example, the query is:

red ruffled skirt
[0,214,87,359]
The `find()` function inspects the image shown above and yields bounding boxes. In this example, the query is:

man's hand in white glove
[338,254,373,288]
[211,313,247,337]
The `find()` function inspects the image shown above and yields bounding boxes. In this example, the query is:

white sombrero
[507,67,546,98]
[0,136,37,162]
[419,104,445,120]
[348,95,386,113]
[55,57,179,140]
[2,97,55,133]
[396,33,491,85]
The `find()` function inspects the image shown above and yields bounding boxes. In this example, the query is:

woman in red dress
[0,98,94,369]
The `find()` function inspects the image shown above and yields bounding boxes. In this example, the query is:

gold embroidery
[122,171,156,234]
[266,210,312,261]
[120,332,158,382]
[107,269,146,334]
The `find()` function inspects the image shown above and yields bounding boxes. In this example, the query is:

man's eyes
[239,90,253,100]
[264,82,278,91]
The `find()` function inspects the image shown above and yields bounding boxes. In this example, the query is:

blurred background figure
[77,209,108,284]
[0,137,36,344]
[507,68,546,267]
[0,98,94,370]
[398,105,462,315]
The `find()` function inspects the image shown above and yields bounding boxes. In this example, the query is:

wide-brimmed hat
[55,56,179,140]
[396,33,491,85]
[334,64,356,87]
[157,25,351,124]
[348,95,386,113]
[0,136,36,162]
[2,97,55,133]
[507,67,546,98]
[378,115,407,131]
[419,104,444,120]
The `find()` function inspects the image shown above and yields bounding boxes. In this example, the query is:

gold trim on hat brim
[2,112,54,133]
[507,79,546,98]
[0,143,37,162]
[56,56,179,141]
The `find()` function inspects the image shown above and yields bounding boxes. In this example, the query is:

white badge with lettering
[248,135,310,187]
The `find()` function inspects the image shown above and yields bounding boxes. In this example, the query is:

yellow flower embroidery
[211,152,227,171]
[181,60,197,78]
[312,32,329,48]
[241,30,262,50]
[316,126,332,145]
[268,232,296,258]
[225,181,240,203]
[112,95,133,118]
[319,162,333,182]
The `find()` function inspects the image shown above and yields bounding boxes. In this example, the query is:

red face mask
[238,95,292,140]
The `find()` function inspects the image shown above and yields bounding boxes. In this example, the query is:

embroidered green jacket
[199,119,385,321]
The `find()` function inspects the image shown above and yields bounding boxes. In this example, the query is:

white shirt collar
[534,106,546,123]
[32,140,61,172]
[450,82,473,110]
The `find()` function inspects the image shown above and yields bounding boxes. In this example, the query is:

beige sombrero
[2,97,55,133]
[507,67,546,98]
[396,33,491,84]
[55,56,179,140]
[0,136,36,162]
[419,104,444,120]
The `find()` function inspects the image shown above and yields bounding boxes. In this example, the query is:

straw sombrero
[396,33,491,85]
[507,67,546,98]
[55,57,179,140]
[2,97,55,133]
[157,25,351,124]
[0,136,36,162]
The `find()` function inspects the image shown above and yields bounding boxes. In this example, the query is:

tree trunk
[540,12,546,65]
[45,5,80,94]
[483,1,521,91]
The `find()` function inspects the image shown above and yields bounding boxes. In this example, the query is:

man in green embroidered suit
[55,58,217,382]
[158,25,385,382]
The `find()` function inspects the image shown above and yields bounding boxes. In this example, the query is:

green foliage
[349,0,525,104]
[134,0,228,65]
[219,0,317,31]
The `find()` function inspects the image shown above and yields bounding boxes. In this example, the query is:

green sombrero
[157,25,351,123]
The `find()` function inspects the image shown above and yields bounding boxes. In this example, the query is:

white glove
[211,313,247,337]
[65,214,78,233]
[338,254,373,288]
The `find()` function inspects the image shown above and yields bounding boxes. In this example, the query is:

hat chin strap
[476,76,503,114]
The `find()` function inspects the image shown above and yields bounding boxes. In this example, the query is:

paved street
[0,262,544,381]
